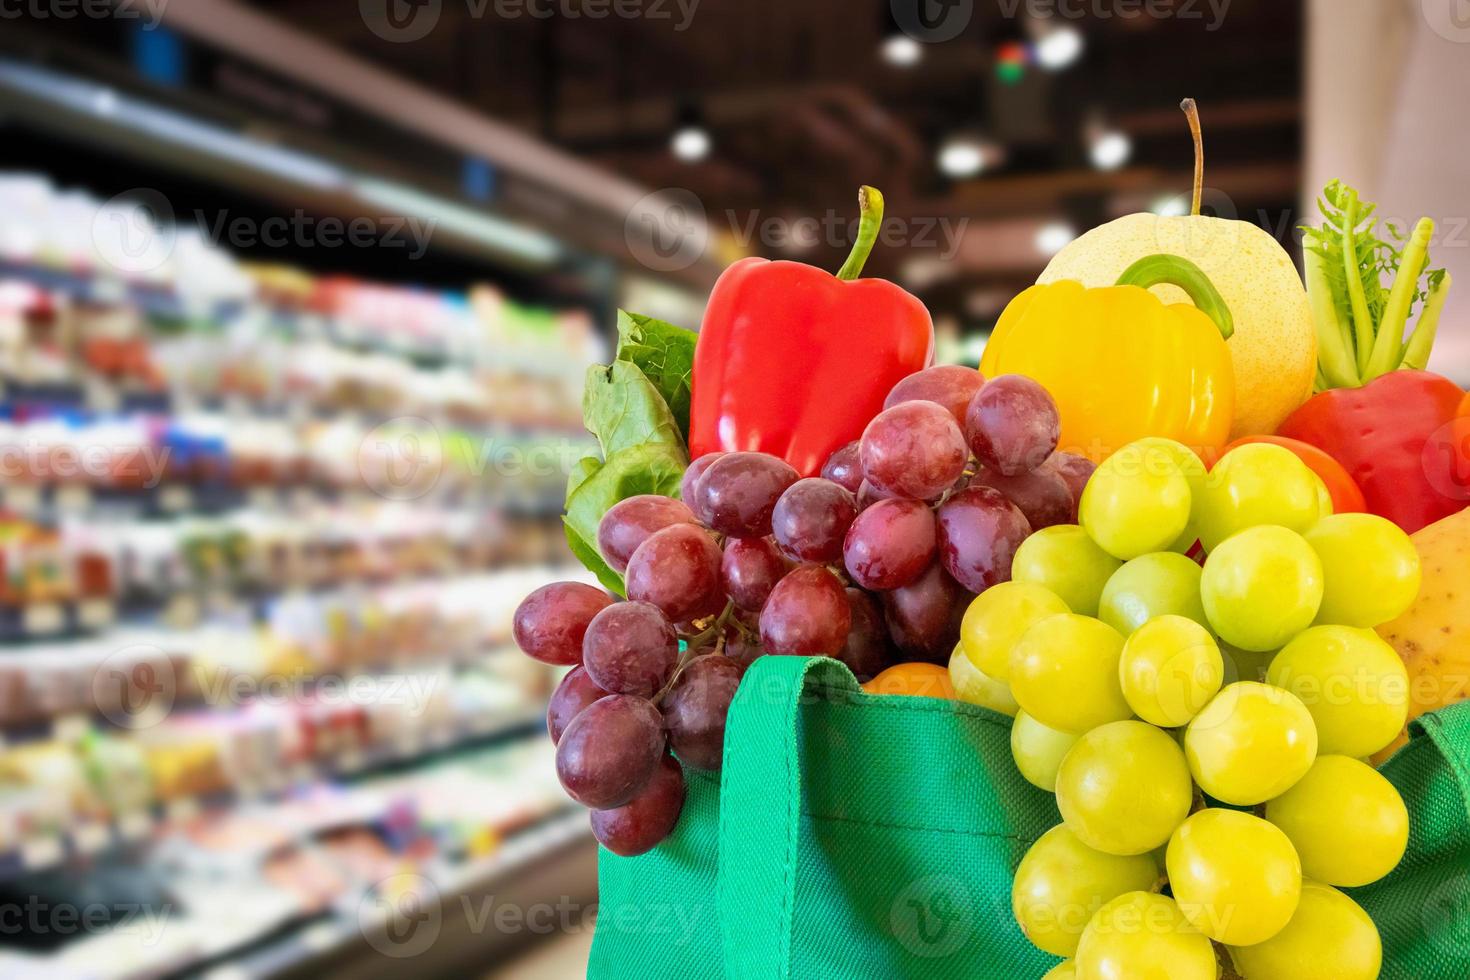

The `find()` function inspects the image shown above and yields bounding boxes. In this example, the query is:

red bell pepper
[1278,370,1466,533]
[689,187,934,476]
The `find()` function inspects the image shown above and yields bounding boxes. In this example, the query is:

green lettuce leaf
[583,359,687,461]
[615,311,697,442]
[562,443,686,595]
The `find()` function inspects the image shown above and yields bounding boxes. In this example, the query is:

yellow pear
[1038,101,1315,438]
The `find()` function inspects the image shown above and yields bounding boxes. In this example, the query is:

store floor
[484,928,594,979]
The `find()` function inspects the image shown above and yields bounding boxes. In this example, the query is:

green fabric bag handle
[1354,700,1470,978]
[717,655,858,980]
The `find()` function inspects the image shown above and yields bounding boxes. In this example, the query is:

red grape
[547,667,609,744]
[555,694,665,809]
[860,401,969,501]
[626,523,725,623]
[759,564,852,656]
[885,365,985,427]
[590,752,686,857]
[771,478,857,563]
[582,601,679,698]
[964,374,1060,476]
[597,495,697,572]
[935,486,1032,593]
[663,655,743,771]
[838,588,893,681]
[681,452,725,519]
[821,441,863,493]
[724,632,766,671]
[721,537,788,612]
[693,451,800,538]
[857,480,898,510]
[971,466,1072,531]
[842,498,937,591]
[513,582,613,666]
[881,563,969,663]
[1043,451,1096,520]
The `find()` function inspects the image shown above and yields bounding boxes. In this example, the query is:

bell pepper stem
[1115,253,1235,341]
[836,186,885,281]
[1180,98,1204,217]
[1401,271,1451,371]
[1366,216,1434,381]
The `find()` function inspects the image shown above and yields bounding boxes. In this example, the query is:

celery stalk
[1366,217,1434,381]
[1304,244,1361,388]
[1339,190,1378,377]
[1401,272,1452,371]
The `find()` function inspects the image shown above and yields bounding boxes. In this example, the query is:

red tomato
[1221,435,1367,515]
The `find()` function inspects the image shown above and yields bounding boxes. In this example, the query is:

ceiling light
[1035,25,1084,70]
[882,34,923,67]
[938,137,987,179]
[1036,222,1077,256]
[671,126,711,162]
[1089,129,1132,171]
[1152,194,1191,217]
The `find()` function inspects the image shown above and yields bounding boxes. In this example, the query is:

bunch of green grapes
[952,438,1421,979]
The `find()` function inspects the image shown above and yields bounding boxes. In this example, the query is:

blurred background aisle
[0,1,1464,978]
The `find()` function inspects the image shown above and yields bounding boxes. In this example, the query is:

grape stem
[653,600,738,706]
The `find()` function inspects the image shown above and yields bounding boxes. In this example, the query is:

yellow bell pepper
[980,254,1236,462]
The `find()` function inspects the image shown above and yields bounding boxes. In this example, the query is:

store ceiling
[245,0,1304,324]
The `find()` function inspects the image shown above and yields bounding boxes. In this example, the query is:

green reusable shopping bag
[1352,701,1470,980]
[589,654,1470,979]
[588,654,1064,979]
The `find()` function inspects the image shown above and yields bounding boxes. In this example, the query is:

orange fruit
[862,662,956,699]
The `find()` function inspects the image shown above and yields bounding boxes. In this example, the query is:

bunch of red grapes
[513,366,1092,854]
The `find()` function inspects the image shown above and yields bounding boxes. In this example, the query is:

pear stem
[1180,98,1204,217]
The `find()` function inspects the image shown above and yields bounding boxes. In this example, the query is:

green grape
[1311,471,1335,519]
[1012,525,1122,617]
[1265,756,1409,888]
[1166,808,1302,946]
[1201,525,1324,652]
[1056,721,1193,855]
[1129,437,1208,553]
[1097,552,1208,636]
[1119,615,1223,727]
[1227,880,1382,980]
[1011,824,1159,958]
[1184,681,1318,805]
[1304,513,1422,628]
[1266,626,1410,758]
[1194,442,1322,552]
[1074,891,1216,980]
[1010,614,1132,734]
[1220,640,1277,683]
[960,581,1069,679]
[1041,962,1077,980]
[1079,441,1191,560]
[949,644,1019,717]
[1011,710,1080,792]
